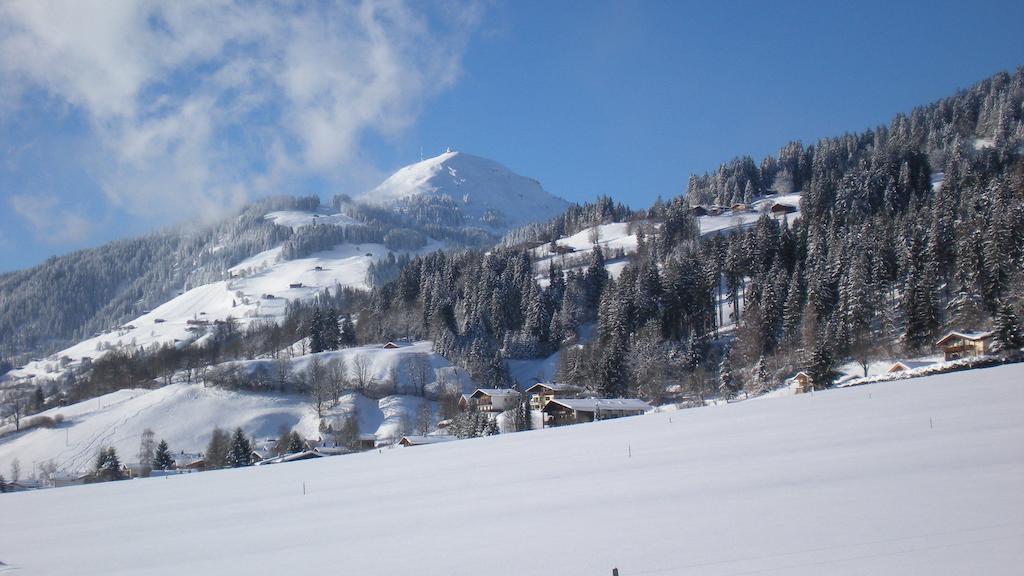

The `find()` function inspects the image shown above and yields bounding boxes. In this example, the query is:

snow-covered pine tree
[994,304,1024,357]
[309,307,326,354]
[226,427,253,467]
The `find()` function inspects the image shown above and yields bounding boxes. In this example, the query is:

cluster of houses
[453,384,650,429]
[792,329,996,393]
[689,200,798,218]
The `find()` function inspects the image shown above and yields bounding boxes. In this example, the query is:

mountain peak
[360,150,569,229]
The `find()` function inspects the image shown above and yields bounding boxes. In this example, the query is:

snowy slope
[0,340,471,471]
[0,342,474,474]
[6,237,443,385]
[3,363,1022,575]
[361,150,570,229]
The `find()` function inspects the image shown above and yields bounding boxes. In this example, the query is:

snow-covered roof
[525,382,583,394]
[935,331,994,345]
[889,360,937,371]
[544,398,650,413]
[470,388,521,399]
[399,435,456,446]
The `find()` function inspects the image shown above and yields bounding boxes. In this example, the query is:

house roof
[524,382,583,394]
[470,388,520,399]
[889,360,936,371]
[543,398,650,413]
[399,435,456,446]
[935,331,994,346]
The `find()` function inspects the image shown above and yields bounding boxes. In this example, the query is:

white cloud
[0,0,481,222]
[8,193,93,244]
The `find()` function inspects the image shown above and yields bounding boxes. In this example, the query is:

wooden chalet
[769,202,798,217]
[731,203,751,213]
[469,388,521,412]
[541,398,650,427]
[935,331,994,361]
[359,433,378,450]
[690,205,709,217]
[792,371,812,394]
[525,382,584,410]
[383,341,400,349]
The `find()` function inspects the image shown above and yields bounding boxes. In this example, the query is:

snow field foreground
[3,364,1023,575]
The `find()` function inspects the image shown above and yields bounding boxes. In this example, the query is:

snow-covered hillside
[361,150,570,229]
[3,363,1021,575]
[0,341,474,474]
[6,231,443,385]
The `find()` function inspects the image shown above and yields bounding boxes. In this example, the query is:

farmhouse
[383,341,400,349]
[541,398,649,427]
[935,331,994,361]
[525,382,584,410]
[469,388,521,412]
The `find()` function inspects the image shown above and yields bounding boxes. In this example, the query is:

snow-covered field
[3,363,1022,575]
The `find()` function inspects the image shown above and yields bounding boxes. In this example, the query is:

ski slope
[3,363,1022,575]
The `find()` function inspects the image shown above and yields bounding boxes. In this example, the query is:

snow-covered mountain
[0,152,570,372]
[360,150,570,230]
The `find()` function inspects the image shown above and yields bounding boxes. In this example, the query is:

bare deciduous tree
[406,354,432,397]
[351,354,372,393]
[415,399,433,435]
[326,357,348,407]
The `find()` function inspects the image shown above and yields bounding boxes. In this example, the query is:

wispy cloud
[8,193,93,244]
[0,0,481,222]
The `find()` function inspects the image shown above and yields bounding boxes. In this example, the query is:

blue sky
[1,0,1023,272]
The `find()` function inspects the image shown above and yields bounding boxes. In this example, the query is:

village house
[935,331,994,361]
[541,398,650,427]
[382,341,400,349]
[525,382,585,410]
[468,388,521,413]
[690,205,709,217]
[731,202,751,213]
[399,435,456,447]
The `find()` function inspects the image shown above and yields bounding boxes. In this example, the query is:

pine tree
[95,447,124,482]
[309,308,325,354]
[807,337,836,390]
[153,440,175,470]
[718,353,736,401]
[323,308,341,351]
[287,431,305,453]
[226,427,253,467]
[994,304,1024,357]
